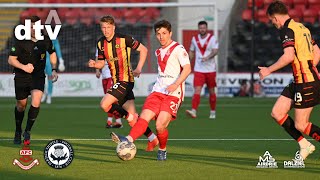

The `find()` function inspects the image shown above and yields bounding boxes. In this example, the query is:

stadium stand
[228,0,320,72]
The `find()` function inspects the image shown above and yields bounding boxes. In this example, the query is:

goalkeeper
[41,39,65,104]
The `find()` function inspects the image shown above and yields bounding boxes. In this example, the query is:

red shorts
[193,71,216,88]
[102,78,113,94]
[142,92,181,120]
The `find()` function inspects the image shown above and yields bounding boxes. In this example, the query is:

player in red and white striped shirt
[186,21,219,119]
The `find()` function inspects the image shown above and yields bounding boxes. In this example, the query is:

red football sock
[209,93,216,111]
[192,94,200,110]
[157,129,169,149]
[129,118,149,141]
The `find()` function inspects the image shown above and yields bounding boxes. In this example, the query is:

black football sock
[144,127,153,137]
[15,106,25,133]
[304,123,320,142]
[279,115,303,141]
[108,104,128,118]
[25,105,40,132]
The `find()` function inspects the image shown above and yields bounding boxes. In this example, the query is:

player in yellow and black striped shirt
[88,15,159,151]
[258,1,320,160]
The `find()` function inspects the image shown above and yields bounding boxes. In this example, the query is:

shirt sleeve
[189,37,195,51]
[47,40,55,54]
[125,35,140,50]
[52,39,62,58]
[211,36,219,49]
[177,45,191,67]
[9,41,21,57]
[280,27,295,49]
[97,39,105,61]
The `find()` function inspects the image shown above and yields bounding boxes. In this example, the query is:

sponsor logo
[256,151,278,168]
[13,146,40,170]
[44,139,74,169]
[284,151,305,168]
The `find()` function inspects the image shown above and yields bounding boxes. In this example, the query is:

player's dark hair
[100,15,115,25]
[29,15,40,23]
[266,0,288,16]
[198,21,207,27]
[154,19,171,33]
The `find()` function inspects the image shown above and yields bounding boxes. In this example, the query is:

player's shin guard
[107,104,128,118]
[209,93,216,111]
[157,129,169,150]
[25,106,40,132]
[129,118,149,141]
[303,122,320,142]
[191,94,200,110]
[15,107,25,132]
[278,114,303,141]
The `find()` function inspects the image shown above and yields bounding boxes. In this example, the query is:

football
[116,141,137,161]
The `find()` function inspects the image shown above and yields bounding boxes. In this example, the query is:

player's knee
[270,109,282,121]
[155,125,165,134]
[100,101,111,112]
[16,103,27,111]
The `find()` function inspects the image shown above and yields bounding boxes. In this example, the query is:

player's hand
[58,58,65,72]
[166,83,179,94]
[96,71,101,78]
[133,68,141,77]
[88,59,96,68]
[258,66,271,80]
[22,63,34,73]
[51,70,58,83]
[201,56,208,62]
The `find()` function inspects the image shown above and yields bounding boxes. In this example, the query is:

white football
[116,141,137,161]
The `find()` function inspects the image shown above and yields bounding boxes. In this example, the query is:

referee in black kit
[8,16,58,145]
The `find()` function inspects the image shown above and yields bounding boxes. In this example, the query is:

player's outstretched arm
[133,43,148,77]
[8,55,34,73]
[258,47,294,80]
[88,59,105,69]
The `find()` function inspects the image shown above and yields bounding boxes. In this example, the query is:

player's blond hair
[100,15,115,25]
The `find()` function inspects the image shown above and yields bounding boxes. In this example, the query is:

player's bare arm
[88,59,104,69]
[312,44,320,66]
[50,52,58,82]
[133,43,148,77]
[8,55,34,73]
[202,48,218,62]
[166,64,191,93]
[188,50,195,61]
[258,47,294,80]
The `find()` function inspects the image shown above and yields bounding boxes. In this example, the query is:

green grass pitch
[0,97,319,179]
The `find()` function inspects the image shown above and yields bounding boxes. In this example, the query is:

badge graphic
[44,139,74,169]
[13,146,39,170]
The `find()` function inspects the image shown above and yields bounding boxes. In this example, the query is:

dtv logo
[15,10,61,40]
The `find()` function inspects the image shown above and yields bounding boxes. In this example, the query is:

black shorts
[14,77,45,100]
[281,81,320,108]
[107,81,135,106]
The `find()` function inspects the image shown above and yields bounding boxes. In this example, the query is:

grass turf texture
[0,97,319,179]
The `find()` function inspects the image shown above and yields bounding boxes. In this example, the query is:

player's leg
[23,89,43,145]
[294,107,317,159]
[186,72,204,118]
[103,78,113,128]
[13,81,29,144]
[123,99,159,151]
[207,72,216,119]
[155,111,171,161]
[100,82,136,123]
